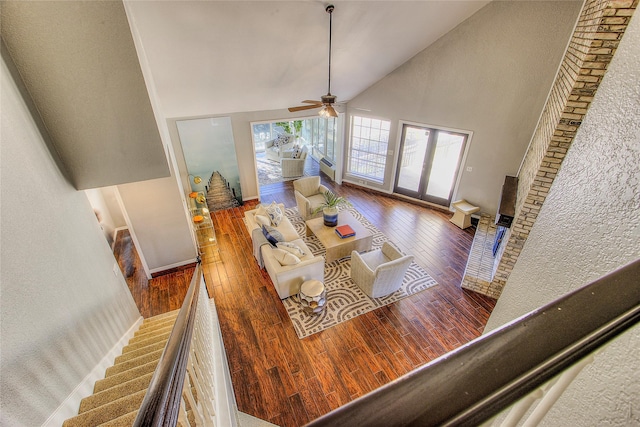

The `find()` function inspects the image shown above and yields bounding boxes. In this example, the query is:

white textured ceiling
[125,1,489,118]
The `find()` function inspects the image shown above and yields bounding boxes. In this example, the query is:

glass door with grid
[394,124,468,207]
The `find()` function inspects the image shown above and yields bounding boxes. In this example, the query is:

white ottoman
[450,200,480,229]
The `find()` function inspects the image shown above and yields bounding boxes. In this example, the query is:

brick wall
[467,0,638,298]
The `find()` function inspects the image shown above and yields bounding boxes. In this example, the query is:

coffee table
[305,211,373,263]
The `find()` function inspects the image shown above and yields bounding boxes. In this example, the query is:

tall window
[299,117,336,163]
[347,116,391,182]
[252,117,337,162]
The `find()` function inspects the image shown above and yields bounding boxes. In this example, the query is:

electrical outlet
[466,166,473,172]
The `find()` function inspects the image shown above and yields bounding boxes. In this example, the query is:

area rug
[282,207,438,339]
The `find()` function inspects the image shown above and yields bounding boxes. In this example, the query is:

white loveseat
[264,134,295,162]
[244,202,324,299]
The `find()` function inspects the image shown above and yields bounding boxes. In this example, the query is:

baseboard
[149,258,199,276]
[42,316,144,426]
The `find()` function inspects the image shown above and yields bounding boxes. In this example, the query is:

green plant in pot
[313,190,351,227]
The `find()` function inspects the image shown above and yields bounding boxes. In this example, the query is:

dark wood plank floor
[115,170,496,426]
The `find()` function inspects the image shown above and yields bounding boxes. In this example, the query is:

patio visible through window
[347,116,390,182]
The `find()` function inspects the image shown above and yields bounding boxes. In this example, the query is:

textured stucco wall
[0,48,140,425]
[485,10,640,426]
[346,1,582,212]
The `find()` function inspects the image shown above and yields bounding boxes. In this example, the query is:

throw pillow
[276,241,306,258]
[270,248,301,266]
[261,224,284,246]
[255,204,268,218]
[255,214,270,227]
[291,147,302,159]
[265,202,284,226]
[273,134,289,148]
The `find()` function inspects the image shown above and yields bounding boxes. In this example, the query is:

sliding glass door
[394,124,468,206]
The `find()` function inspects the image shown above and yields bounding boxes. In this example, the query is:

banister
[133,262,202,427]
[305,259,640,427]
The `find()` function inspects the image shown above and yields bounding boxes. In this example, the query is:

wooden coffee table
[305,211,373,263]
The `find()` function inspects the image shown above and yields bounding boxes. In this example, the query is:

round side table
[299,280,326,315]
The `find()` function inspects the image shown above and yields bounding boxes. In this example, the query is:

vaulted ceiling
[125,1,490,118]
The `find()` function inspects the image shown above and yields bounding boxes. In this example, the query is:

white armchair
[281,145,308,178]
[293,176,329,220]
[350,242,414,298]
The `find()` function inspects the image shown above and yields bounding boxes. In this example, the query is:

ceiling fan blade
[288,104,323,112]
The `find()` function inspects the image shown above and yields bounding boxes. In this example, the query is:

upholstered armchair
[350,242,414,298]
[293,176,329,220]
[281,145,308,178]
[265,134,295,162]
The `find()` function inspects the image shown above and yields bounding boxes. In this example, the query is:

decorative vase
[323,206,339,227]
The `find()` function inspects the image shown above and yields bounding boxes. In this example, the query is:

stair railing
[305,259,640,426]
[133,262,200,426]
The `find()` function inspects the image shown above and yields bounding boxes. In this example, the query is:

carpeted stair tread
[62,390,146,427]
[135,316,177,335]
[127,325,174,345]
[79,372,153,413]
[114,340,167,365]
[99,410,138,426]
[94,360,159,393]
[121,331,171,354]
[105,349,163,377]
[137,311,179,328]
[143,309,179,322]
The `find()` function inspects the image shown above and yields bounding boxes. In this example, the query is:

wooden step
[94,360,159,394]
[105,349,163,377]
[62,390,146,427]
[79,372,153,413]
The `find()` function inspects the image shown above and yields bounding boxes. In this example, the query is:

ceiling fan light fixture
[319,104,338,118]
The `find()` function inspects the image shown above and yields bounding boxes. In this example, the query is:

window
[252,117,337,162]
[347,116,390,182]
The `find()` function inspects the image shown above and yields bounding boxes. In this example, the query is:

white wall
[0,49,140,426]
[346,1,582,213]
[485,11,640,426]
[117,173,198,274]
[1,1,170,190]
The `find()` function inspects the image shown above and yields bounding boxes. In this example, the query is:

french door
[394,124,468,207]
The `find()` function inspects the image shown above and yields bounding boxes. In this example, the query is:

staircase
[63,310,179,426]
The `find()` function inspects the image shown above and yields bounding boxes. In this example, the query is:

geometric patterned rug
[282,206,438,339]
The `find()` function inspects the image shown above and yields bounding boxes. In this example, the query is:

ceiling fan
[288,4,338,118]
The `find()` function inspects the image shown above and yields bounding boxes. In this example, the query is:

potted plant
[313,190,351,227]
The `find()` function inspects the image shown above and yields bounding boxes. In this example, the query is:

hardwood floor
[115,172,496,426]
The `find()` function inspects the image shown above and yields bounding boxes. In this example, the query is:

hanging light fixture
[319,5,338,118]
[287,5,339,117]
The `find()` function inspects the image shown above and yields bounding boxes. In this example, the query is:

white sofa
[262,238,324,299]
[244,202,299,242]
[245,203,325,299]
[264,134,295,162]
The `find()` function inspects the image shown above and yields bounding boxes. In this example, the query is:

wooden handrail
[133,262,202,427]
[305,259,640,426]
